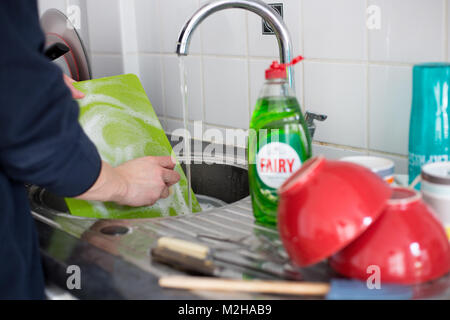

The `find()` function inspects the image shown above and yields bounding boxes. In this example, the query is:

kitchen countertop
[31,193,450,300]
[29,138,450,300]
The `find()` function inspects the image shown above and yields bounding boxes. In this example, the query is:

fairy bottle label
[256,140,302,189]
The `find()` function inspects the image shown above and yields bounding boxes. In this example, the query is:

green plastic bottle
[248,57,312,226]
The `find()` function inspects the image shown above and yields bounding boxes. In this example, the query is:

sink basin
[28,158,249,219]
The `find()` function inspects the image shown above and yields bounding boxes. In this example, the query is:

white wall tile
[368,0,445,63]
[122,53,140,76]
[200,8,247,56]
[203,57,249,128]
[294,62,305,111]
[304,61,367,148]
[86,0,122,53]
[135,0,162,53]
[139,54,165,116]
[303,0,367,60]
[247,0,301,59]
[38,0,66,16]
[368,65,412,155]
[249,58,273,112]
[162,55,203,121]
[313,143,367,159]
[91,54,124,78]
[159,0,201,54]
[448,2,450,61]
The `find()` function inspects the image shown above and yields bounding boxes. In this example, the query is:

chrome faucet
[176,0,326,136]
[177,0,295,88]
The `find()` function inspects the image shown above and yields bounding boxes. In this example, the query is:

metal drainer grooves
[233,203,253,213]
[192,215,249,236]
[201,214,255,234]
[174,216,232,237]
[222,207,255,220]
[209,211,275,233]
[152,220,199,238]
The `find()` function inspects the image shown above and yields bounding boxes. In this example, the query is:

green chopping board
[65,74,201,219]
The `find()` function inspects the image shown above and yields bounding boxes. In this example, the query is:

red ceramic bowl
[330,188,450,285]
[278,156,392,267]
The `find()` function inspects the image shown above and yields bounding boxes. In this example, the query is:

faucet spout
[176,0,295,89]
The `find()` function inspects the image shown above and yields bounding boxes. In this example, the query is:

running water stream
[178,57,192,213]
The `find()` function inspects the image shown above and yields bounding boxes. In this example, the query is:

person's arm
[0,2,180,206]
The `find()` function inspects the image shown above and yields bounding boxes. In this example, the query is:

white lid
[422,162,450,185]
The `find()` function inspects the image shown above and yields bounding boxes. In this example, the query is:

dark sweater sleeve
[0,2,101,197]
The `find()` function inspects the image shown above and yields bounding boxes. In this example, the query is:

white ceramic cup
[340,156,395,184]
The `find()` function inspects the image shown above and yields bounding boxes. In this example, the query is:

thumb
[63,74,85,99]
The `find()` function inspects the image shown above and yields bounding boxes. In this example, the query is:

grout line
[118,0,141,76]
[159,54,167,120]
[118,0,127,72]
[300,0,306,110]
[303,58,415,67]
[312,141,407,159]
[89,52,124,57]
[197,0,207,132]
[138,51,417,67]
[245,11,252,122]
[365,0,370,155]
[367,149,408,159]
[445,0,448,61]
[155,0,167,120]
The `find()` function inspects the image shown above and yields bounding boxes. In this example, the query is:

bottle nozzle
[266,55,303,80]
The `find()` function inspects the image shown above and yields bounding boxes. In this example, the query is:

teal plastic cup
[409,63,450,189]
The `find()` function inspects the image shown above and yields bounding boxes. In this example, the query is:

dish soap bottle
[248,56,312,226]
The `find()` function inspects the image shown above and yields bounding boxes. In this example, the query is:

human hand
[114,156,181,206]
[63,74,85,99]
[76,157,181,207]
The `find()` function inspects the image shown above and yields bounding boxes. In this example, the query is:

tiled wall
[38,0,450,174]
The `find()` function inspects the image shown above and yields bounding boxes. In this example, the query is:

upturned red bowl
[278,156,392,267]
[330,188,450,285]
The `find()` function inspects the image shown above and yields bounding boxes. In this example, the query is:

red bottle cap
[265,56,304,80]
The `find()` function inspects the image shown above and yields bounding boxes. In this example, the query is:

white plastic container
[421,162,450,240]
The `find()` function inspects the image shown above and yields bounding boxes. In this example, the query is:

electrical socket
[262,3,284,35]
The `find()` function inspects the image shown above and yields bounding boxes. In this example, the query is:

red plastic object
[278,156,392,267]
[265,56,303,80]
[330,188,450,285]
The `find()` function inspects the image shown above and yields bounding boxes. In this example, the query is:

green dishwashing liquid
[248,57,312,226]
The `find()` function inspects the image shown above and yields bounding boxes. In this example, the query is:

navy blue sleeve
[0,1,101,197]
